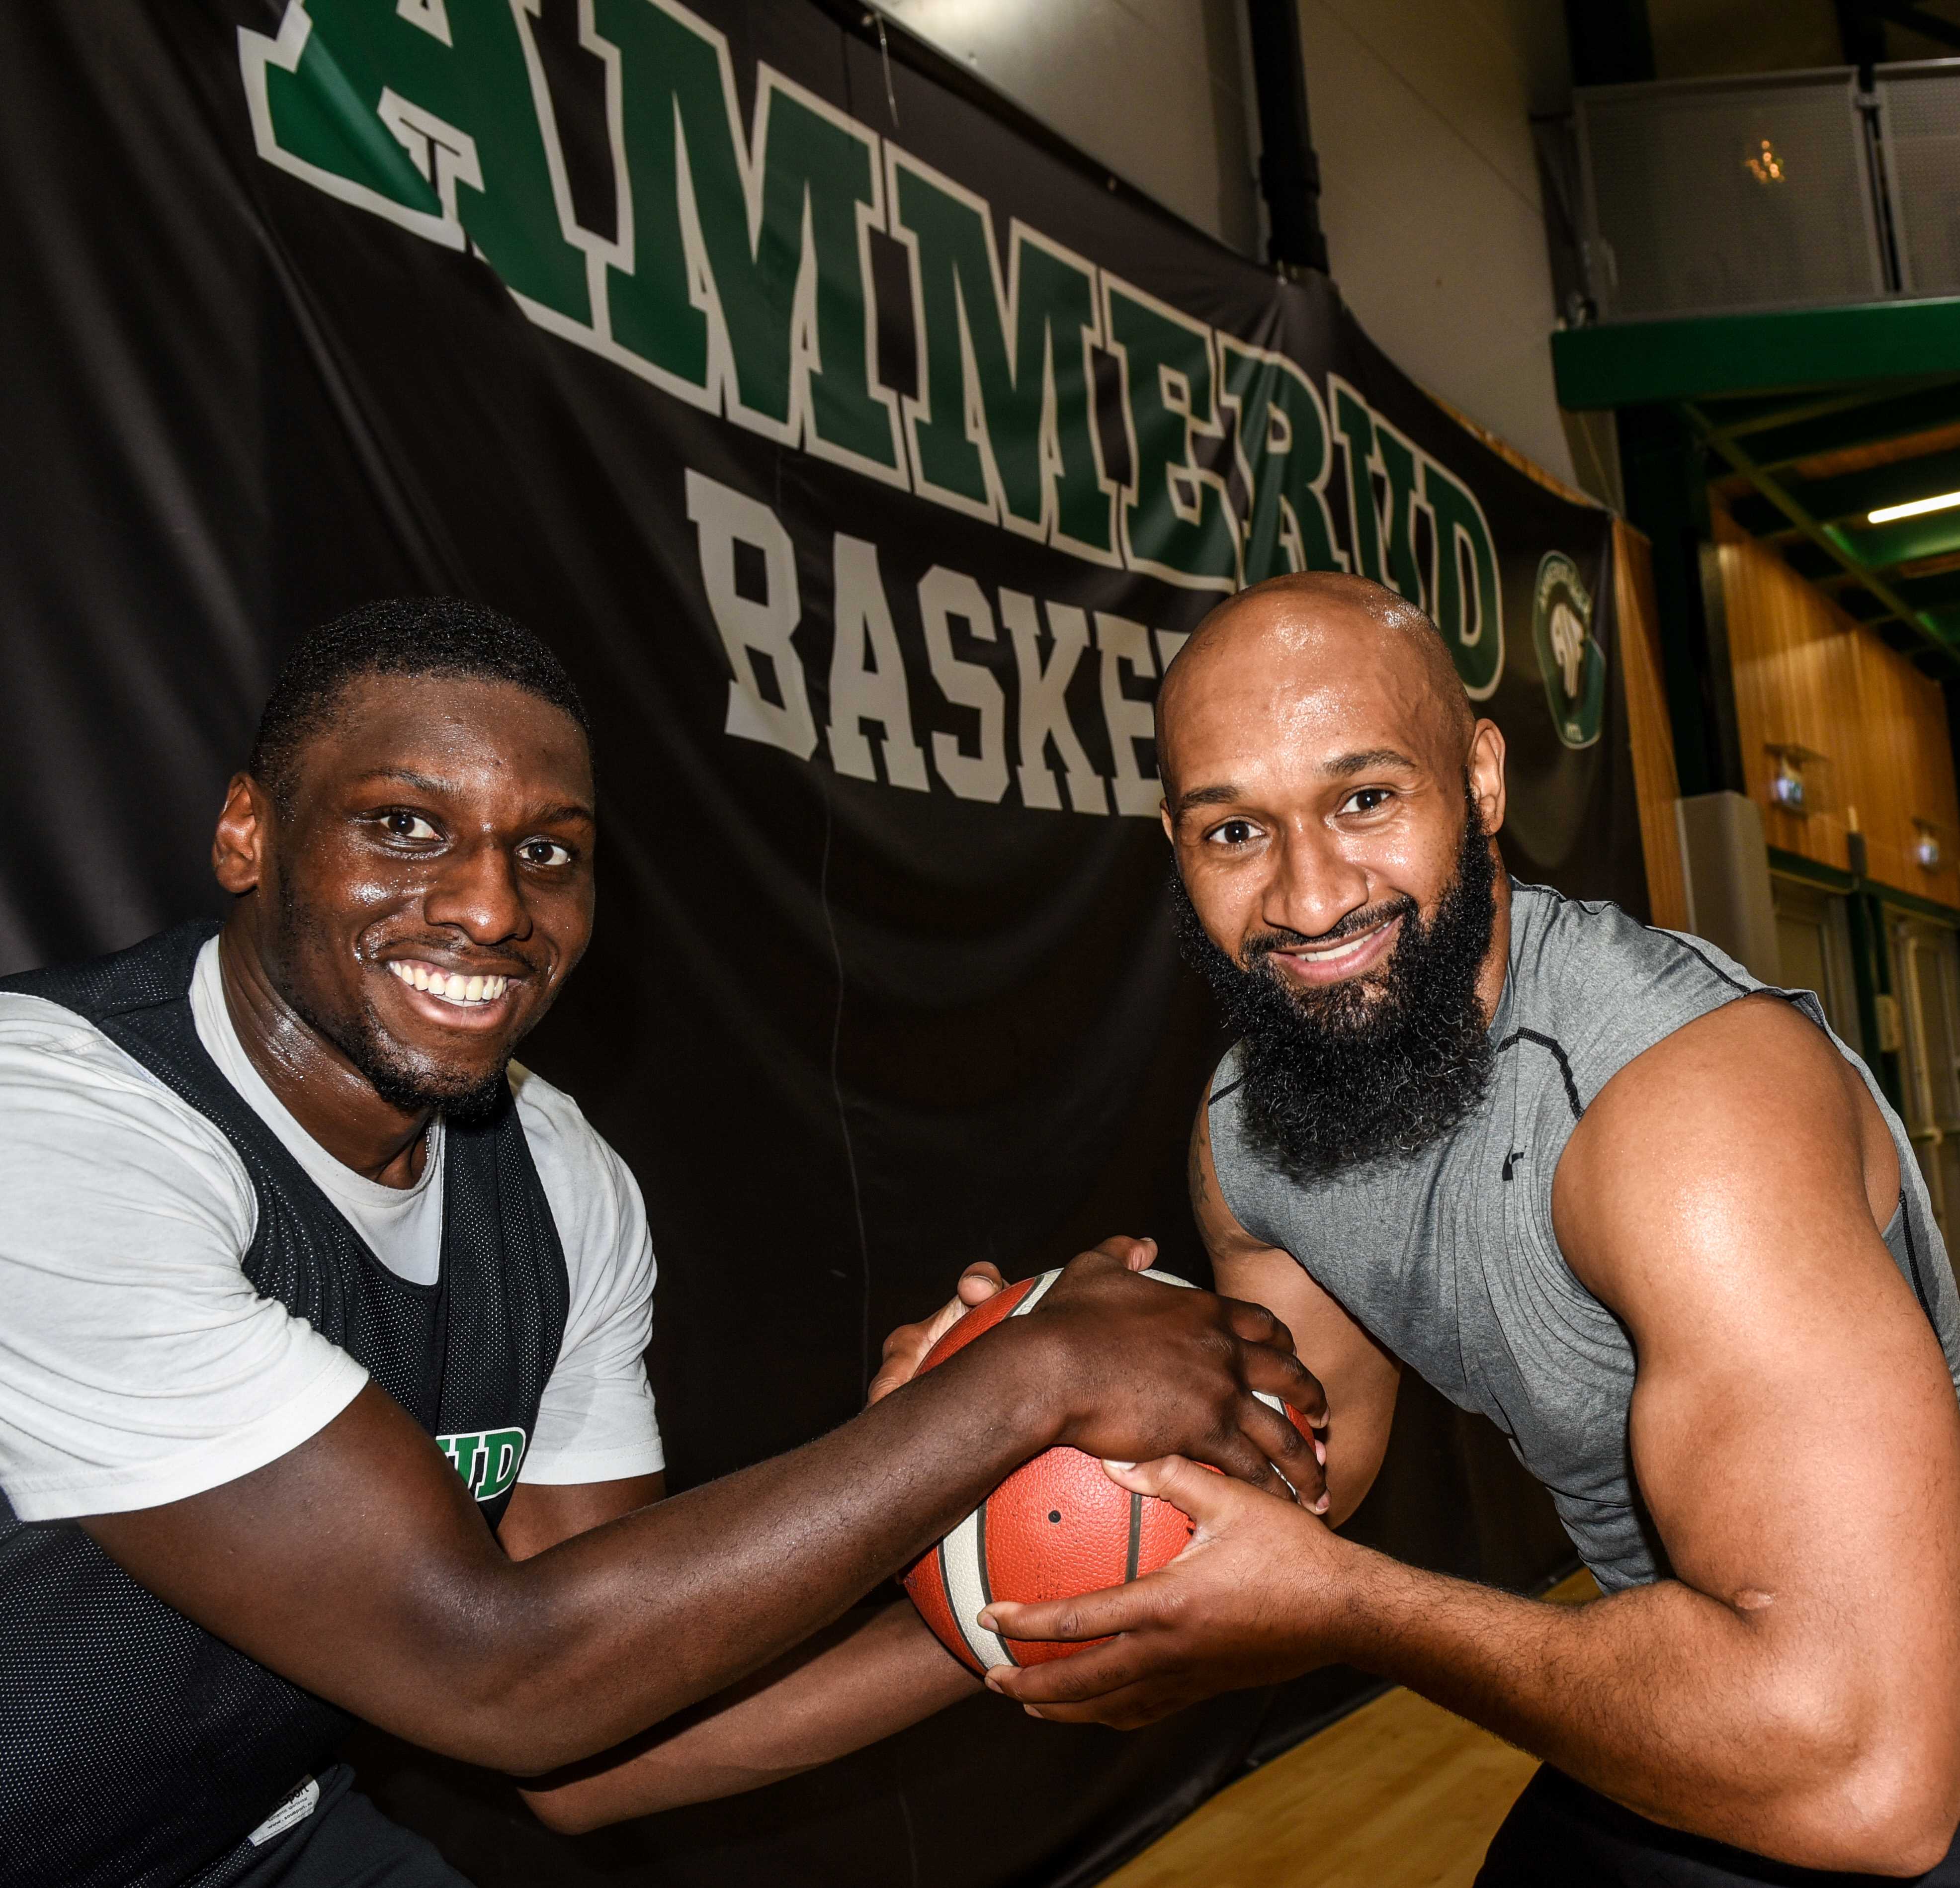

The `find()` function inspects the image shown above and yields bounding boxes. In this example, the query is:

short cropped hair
[247,597,591,809]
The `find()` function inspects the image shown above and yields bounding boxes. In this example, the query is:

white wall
[1296,0,1578,483]
[877,0,1262,257]
[878,0,1581,485]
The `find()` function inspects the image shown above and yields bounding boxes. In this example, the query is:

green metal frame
[1551,299,1960,412]
[1550,300,1960,669]
[1770,846,1960,925]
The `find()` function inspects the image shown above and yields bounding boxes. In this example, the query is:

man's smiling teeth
[1289,925,1385,960]
[385,960,510,1005]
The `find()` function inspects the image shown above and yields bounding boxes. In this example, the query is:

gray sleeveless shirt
[1208,880,1960,1593]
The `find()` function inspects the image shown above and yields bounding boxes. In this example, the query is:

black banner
[0,3,1630,1882]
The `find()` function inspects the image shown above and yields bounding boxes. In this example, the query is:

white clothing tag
[247,1775,320,1847]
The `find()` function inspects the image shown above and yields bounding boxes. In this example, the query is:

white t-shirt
[0,937,661,1523]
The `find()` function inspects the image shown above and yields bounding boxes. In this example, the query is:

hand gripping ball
[900,1268,1309,1673]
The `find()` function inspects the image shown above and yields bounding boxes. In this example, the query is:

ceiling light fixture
[1868,490,1960,524]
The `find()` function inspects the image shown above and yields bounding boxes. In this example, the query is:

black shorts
[184,1766,472,1888]
[1478,1765,1960,1888]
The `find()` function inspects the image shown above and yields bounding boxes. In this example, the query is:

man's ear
[1469,719,1507,836]
[212,772,272,895]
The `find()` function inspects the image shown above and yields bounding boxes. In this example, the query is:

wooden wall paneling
[1714,505,1845,875]
[1723,503,1846,871]
[1852,633,1960,907]
[1613,520,1691,930]
[1711,499,1960,909]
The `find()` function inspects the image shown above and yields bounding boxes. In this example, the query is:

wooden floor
[1105,1572,1600,1888]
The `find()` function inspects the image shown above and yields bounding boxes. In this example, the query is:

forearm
[459,1342,1055,1769]
[1322,1538,1926,1871]
[519,1601,978,1832]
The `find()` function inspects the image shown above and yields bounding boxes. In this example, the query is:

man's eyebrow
[351,769,596,823]
[353,767,454,796]
[1325,746,1420,777]
[1173,747,1422,817]
[1173,783,1243,819]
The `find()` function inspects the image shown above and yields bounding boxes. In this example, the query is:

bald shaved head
[1158,573,1473,794]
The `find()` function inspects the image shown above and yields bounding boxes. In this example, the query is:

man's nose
[1266,822,1370,940]
[423,839,531,944]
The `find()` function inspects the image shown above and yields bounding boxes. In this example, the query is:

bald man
[881,573,1960,1884]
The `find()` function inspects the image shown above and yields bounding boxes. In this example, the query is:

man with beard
[0,598,1323,1888]
[889,572,1960,1883]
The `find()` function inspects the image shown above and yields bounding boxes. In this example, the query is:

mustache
[1242,894,1418,964]
[375,937,543,980]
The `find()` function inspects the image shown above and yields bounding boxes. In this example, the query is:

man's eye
[382,811,439,841]
[519,839,573,867]
[1341,788,1393,815]
[1207,819,1259,847]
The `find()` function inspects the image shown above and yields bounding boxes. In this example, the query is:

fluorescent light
[1869,490,1960,524]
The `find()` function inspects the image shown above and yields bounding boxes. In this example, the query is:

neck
[217,911,432,1188]
[1476,860,1513,1026]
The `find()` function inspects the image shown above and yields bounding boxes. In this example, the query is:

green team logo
[1532,552,1605,749]
[438,1426,527,1504]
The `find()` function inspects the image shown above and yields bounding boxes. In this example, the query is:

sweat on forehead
[1157,572,1474,754]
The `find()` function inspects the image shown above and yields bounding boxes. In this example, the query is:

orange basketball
[901,1268,1309,1673]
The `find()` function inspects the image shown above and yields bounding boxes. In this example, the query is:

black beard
[1173,787,1499,1179]
[268,878,511,1128]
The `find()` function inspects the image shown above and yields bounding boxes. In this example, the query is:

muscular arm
[1192,1097,1400,1525]
[992,1001,1960,1874]
[498,1478,977,1833]
[82,1246,1318,1779]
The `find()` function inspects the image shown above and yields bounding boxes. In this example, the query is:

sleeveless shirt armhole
[1202,1063,1293,1260]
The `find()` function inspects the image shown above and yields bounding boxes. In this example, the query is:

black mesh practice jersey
[0,923,571,1888]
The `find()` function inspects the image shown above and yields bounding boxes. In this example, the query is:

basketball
[901,1268,1309,1673]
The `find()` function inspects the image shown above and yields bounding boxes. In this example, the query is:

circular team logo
[1532,552,1605,749]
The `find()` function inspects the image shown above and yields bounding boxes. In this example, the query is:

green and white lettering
[1219,335,1343,582]
[242,0,597,327]
[1103,278,1240,593]
[1423,457,1506,699]
[596,0,902,477]
[438,1426,528,1504]
[888,152,1115,561]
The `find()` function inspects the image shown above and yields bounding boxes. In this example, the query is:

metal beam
[1553,299,1960,409]
[1739,379,1960,471]
[1841,507,1960,570]
[1730,444,1960,535]
[1695,380,1936,442]
[1684,402,1958,659]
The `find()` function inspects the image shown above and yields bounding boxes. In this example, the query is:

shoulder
[1511,881,1753,1006]
[1505,883,1758,1112]
[508,1062,650,1283]
[1575,992,1849,1149]
[0,991,252,1232]
[1554,994,1865,1310]
[510,1063,636,1201]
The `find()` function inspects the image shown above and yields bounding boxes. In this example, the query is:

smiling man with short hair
[0,596,1322,1888]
